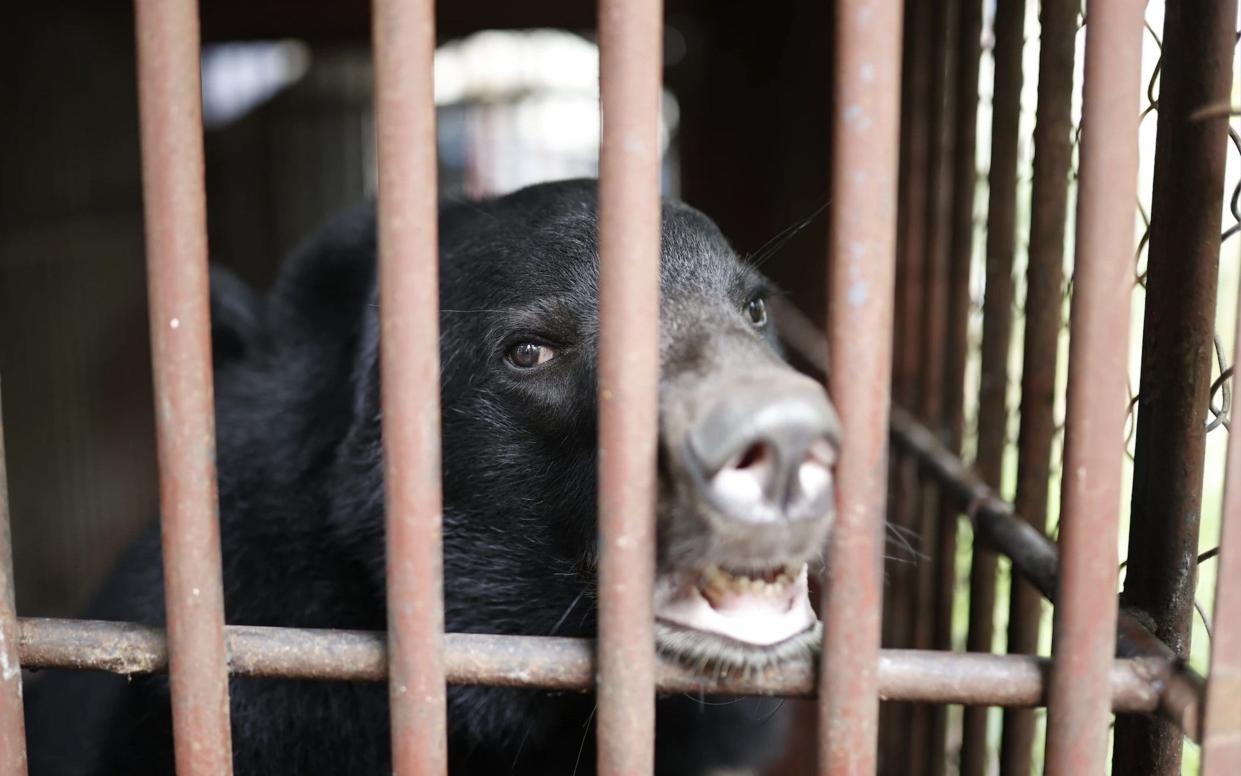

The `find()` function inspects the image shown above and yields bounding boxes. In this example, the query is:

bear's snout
[685,375,839,525]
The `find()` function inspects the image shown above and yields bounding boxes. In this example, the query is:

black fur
[23,179,806,775]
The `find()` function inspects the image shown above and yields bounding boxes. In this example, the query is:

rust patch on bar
[819,1,904,774]
[594,0,663,773]
[370,0,448,773]
[133,0,234,772]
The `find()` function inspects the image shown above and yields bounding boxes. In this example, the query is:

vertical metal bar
[0,382,28,775]
[880,3,934,769]
[595,0,662,773]
[1113,1,1238,772]
[133,1,235,773]
[819,1,903,773]
[1205,240,1241,776]
[942,0,982,492]
[889,1,936,663]
[1043,0,1145,772]
[905,6,954,771]
[922,0,982,768]
[372,1,448,773]
[940,3,983,773]
[960,1,1023,774]
[917,0,959,771]
[998,1,1077,773]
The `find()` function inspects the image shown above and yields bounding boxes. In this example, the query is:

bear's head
[250,179,840,675]
[355,179,839,673]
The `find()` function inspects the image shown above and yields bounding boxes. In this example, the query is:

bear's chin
[652,563,821,673]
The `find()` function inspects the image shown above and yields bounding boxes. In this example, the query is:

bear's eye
[745,297,768,327]
[506,341,557,369]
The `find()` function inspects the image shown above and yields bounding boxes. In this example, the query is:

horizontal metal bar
[16,617,1169,711]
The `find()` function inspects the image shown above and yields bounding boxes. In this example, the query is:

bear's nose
[686,378,840,523]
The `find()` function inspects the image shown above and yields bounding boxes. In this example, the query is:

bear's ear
[210,266,263,366]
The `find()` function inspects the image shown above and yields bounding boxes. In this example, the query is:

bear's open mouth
[653,562,816,647]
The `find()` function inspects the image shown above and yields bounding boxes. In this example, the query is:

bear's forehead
[441,199,749,311]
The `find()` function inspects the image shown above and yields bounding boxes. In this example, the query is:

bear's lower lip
[653,563,816,647]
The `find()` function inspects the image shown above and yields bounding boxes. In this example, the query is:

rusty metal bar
[818,1,903,774]
[997,3,1077,769]
[1114,1,1238,773]
[0,382,27,774]
[942,3,984,774]
[960,1,1024,773]
[371,0,447,772]
[942,0,983,484]
[132,1,234,773]
[595,0,663,773]
[1205,242,1241,775]
[881,3,937,770]
[1043,0,1145,770]
[12,617,1176,712]
[910,1,960,770]
[998,2,1076,774]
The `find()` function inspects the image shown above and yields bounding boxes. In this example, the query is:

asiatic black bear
[23,179,839,775]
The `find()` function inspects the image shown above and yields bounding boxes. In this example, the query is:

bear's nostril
[704,435,836,522]
[795,457,831,504]
[684,379,839,522]
[711,443,776,510]
[735,442,769,471]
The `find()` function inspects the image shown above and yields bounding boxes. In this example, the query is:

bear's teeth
[697,563,802,602]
